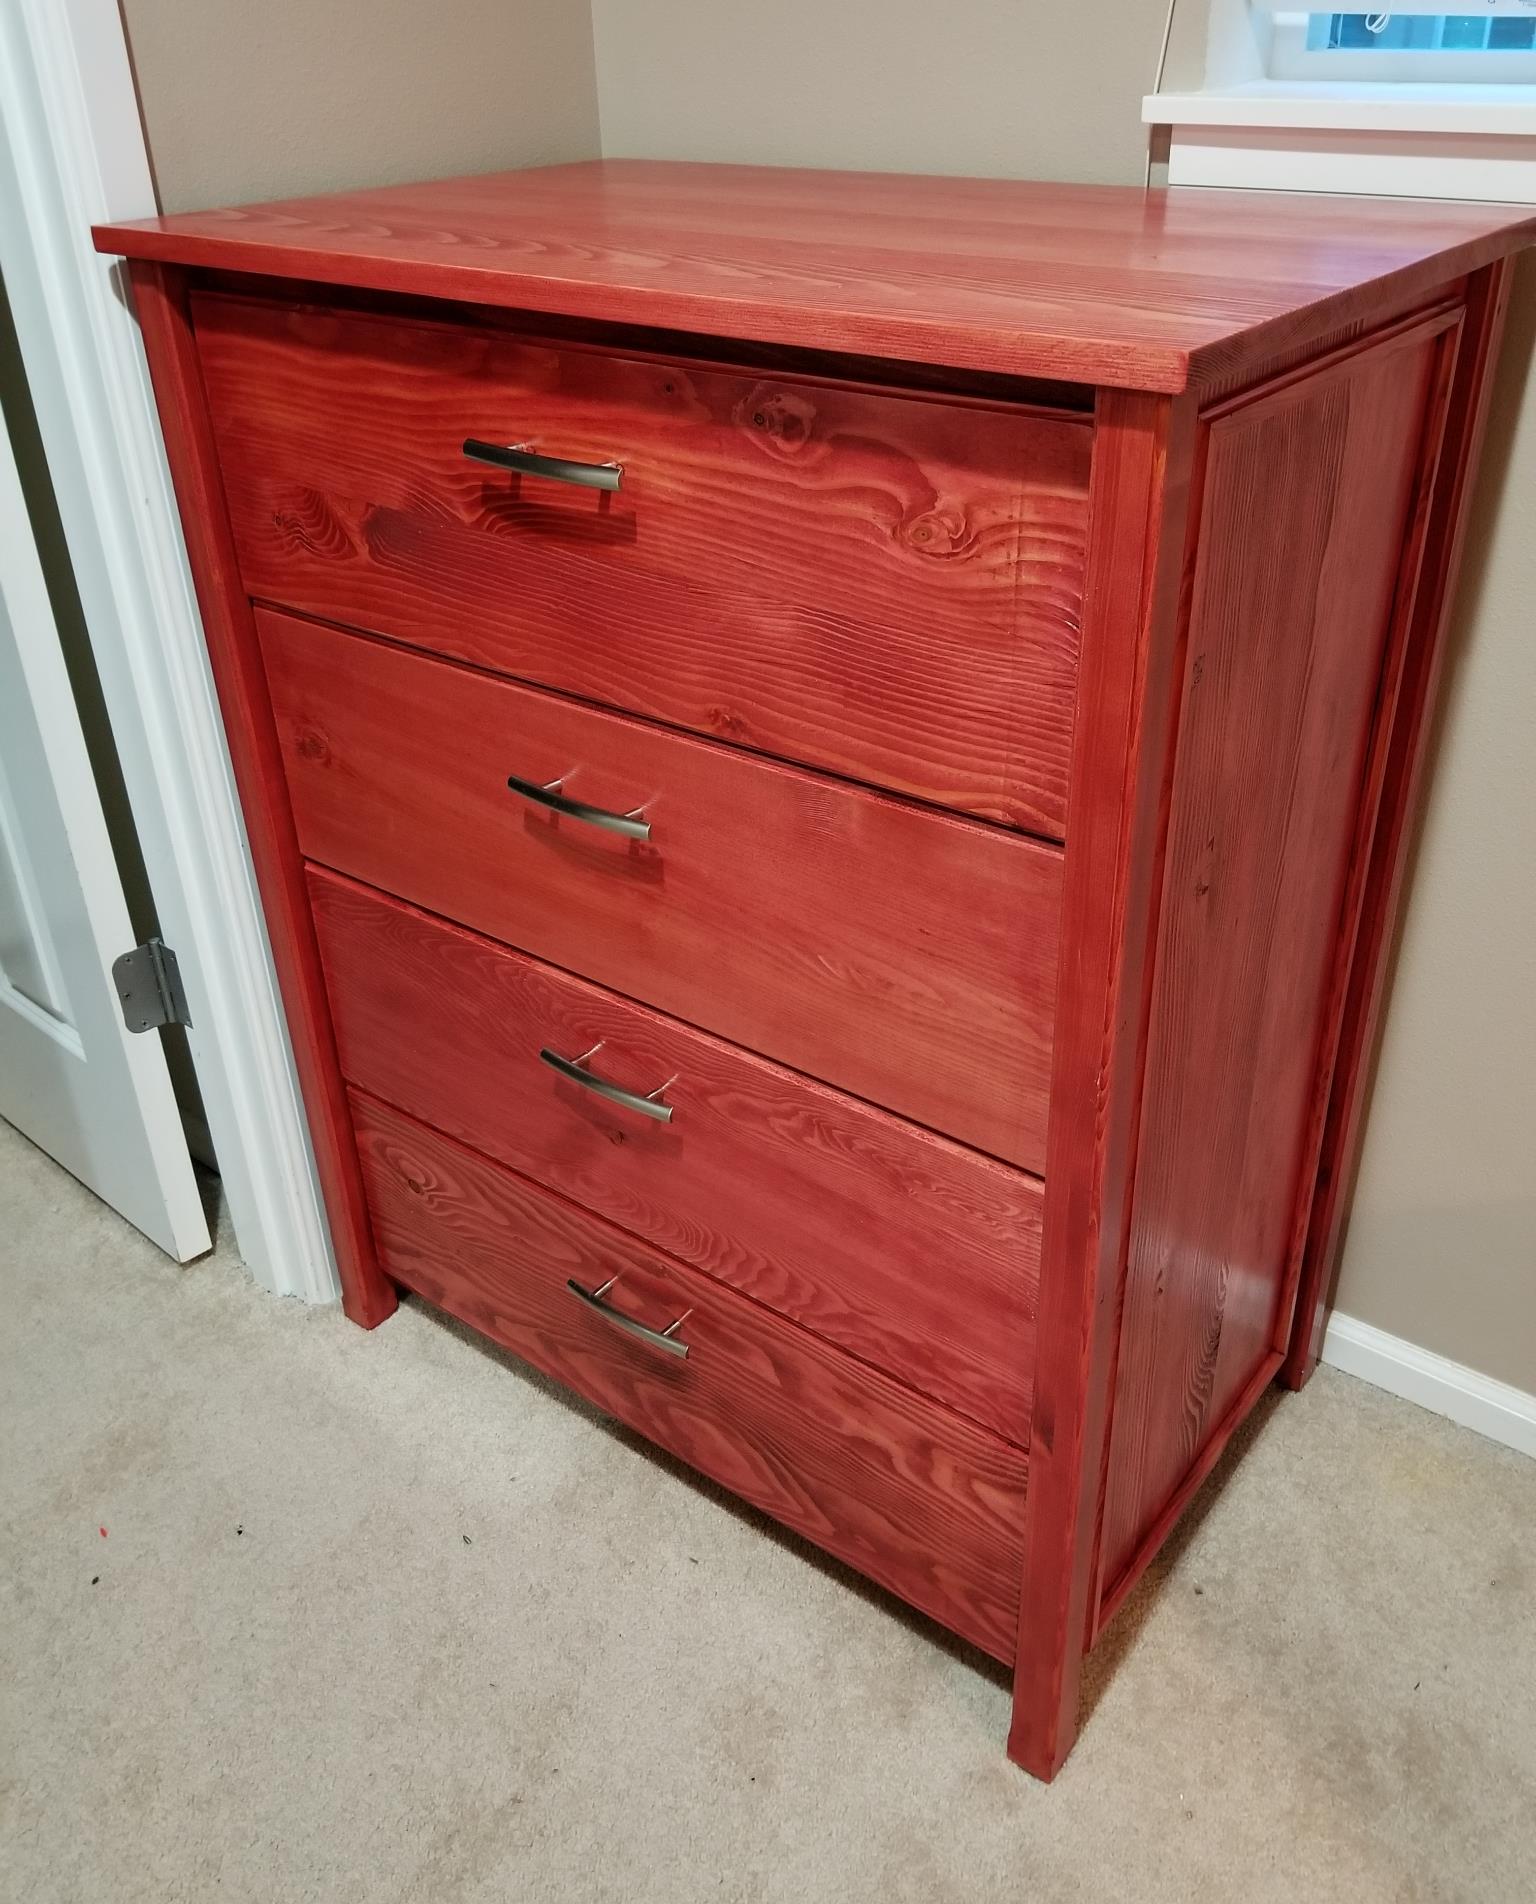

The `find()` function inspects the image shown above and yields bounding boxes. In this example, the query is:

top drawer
[192,293,1091,838]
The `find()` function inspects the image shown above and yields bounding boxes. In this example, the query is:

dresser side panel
[1283,260,1516,1387]
[1097,318,1454,1601]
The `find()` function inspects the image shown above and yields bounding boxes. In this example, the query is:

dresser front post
[1009,388,1199,1780]
[126,260,398,1330]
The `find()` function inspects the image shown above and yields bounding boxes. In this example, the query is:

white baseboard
[1321,1312,1536,1460]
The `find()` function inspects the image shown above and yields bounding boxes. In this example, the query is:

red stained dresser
[95,162,1535,1779]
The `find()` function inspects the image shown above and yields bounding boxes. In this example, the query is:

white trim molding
[0,0,339,1300]
[1322,1314,1536,1459]
[1145,82,1536,200]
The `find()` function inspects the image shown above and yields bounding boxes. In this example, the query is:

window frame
[1269,9,1536,83]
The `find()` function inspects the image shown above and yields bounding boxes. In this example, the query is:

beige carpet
[1,1115,1531,1904]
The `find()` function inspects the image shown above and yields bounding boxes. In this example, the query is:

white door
[0,413,210,1259]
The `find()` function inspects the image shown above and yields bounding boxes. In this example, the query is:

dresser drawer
[352,1090,1028,1659]
[312,868,1041,1443]
[262,609,1061,1169]
[195,291,1090,837]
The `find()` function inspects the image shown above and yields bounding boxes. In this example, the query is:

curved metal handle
[567,1276,691,1359]
[464,438,623,492]
[507,773,651,842]
[540,1043,676,1123]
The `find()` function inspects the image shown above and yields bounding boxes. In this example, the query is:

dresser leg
[1006,1666,1079,1782]
[341,1266,398,1331]
[1279,1314,1321,1391]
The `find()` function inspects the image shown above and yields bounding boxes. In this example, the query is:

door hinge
[112,937,192,1032]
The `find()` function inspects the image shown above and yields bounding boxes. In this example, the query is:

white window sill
[1144,82,1536,200]
[1144,80,1536,138]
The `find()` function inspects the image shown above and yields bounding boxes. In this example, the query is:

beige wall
[121,0,600,210]
[590,0,1165,183]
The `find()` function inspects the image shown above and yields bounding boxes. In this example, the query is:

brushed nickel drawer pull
[567,1275,691,1359]
[539,1041,676,1123]
[464,437,623,492]
[507,773,651,842]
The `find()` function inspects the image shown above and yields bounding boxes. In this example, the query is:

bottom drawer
[352,1091,1028,1662]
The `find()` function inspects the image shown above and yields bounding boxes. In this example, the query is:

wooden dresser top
[94,159,1535,394]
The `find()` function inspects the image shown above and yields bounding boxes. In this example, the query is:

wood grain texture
[195,268,1097,412]
[1283,262,1516,1387]
[1093,312,1468,1639]
[1094,1344,1282,1640]
[193,291,1090,836]
[309,867,1042,1444]
[93,161,1536,393]
[1008,388,1200,1781]
[1096,314,1454,1604]
[351,1090,1029,1662]
[259,609,1063,1171]
[125,263,396,1329]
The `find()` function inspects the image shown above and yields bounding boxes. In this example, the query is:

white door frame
[0,0,338,1302]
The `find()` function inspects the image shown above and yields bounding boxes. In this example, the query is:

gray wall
[121,0,601,209]
[116,0,1533,1388]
